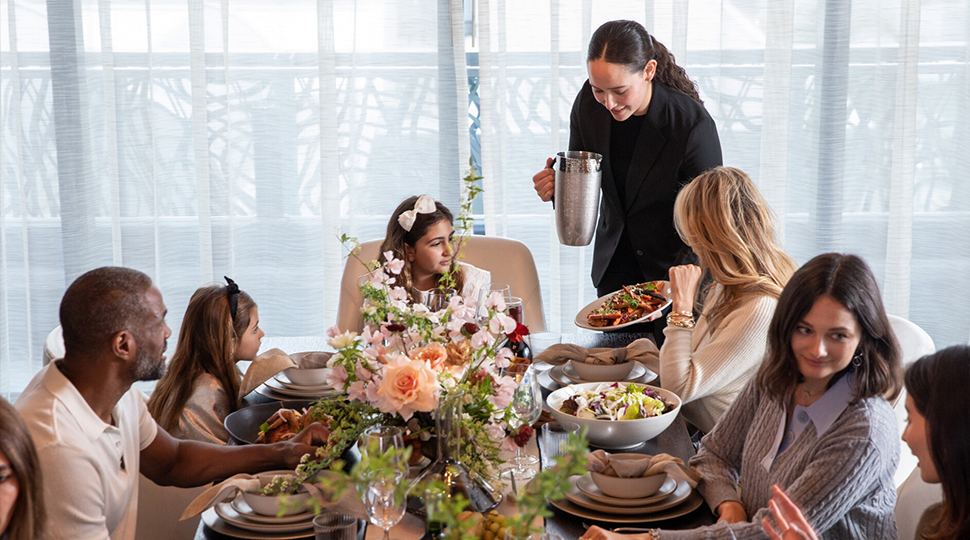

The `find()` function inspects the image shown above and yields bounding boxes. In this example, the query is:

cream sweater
[645,285,778,433]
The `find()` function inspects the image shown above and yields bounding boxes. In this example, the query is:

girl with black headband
[147,278,264,443]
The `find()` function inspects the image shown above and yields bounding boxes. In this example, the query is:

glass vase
[413,390,501,513]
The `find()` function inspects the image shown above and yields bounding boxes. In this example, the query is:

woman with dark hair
[763,345,970,540]
[532,19,722,300]
[376,195,490,304]
[147,278,263,443]
[0,397,47,540]
[584,253,901,540]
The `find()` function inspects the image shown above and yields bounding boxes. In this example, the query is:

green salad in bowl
[558,382,672,421]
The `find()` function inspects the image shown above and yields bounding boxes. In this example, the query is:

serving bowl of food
[590,454,669,498]
[568,359,637,382]
[241,470,311,516]
[546,382,680,449]
[575,281,671,331]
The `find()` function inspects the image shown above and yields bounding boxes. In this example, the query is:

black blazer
[569,81,723,287]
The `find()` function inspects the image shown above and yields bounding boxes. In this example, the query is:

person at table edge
[532,20,722,298]
[15,267,328,540]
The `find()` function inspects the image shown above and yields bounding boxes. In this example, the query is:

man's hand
[278,423,331,469]
[532,158,556,202]
[716,500,748,524]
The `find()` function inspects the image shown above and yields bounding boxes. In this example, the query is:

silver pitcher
[553,151,602,246]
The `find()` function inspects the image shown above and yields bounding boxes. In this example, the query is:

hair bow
[224,276,239,322]
[397,195,437,232]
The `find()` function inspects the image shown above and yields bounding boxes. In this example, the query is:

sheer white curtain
[474,0,970,346]
[0,0,469,397]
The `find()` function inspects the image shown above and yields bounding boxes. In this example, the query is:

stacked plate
[255,371,338,400]
[539,363,657,393]
[201,494,315,539]
[549,474,704,525]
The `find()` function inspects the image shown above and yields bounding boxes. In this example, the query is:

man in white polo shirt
[16,267,327,540]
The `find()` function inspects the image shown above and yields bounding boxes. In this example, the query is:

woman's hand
[716,500,748,524]
[532,158,556,202]
[668,264,703,313]
[582,525,653,540]
[761,485,819,540]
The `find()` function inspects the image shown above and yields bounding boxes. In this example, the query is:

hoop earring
[851,353,863,367]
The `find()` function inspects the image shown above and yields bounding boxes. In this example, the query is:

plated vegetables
[586,281,668,327]
[558,382,673,421]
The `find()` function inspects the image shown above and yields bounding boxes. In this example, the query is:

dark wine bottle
[421,519,446,540]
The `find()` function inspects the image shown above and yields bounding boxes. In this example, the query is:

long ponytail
[587,20,702,104]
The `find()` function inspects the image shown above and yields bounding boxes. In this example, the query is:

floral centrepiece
[325,248,526,485]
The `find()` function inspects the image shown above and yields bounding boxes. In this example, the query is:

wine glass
[506,365,543,480]
[359,426,406,479]
[424,287,456,313]
[477,283,512,323]
[363,477,406,540]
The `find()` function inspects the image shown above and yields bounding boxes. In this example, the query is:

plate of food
[575,281,671,331]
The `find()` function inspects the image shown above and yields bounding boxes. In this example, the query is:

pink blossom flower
[362,326,384,346]
[501,436,519,453]
[347,381,367,402]
[471,328,493,350]
[485,291,507,312]
[355,361,373,382]
[487,375,517,409]
[489,313,517,335]
[485,423,506,444]
[368,271,386,286]
[387,259,405,275]
[389,287,408,302]
[494,347,513,369]
[326,325,341,338]
[326,365,349,389]
[375,355,441,420]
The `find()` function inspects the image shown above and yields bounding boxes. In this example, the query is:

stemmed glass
[477,283,512,323]
[505,365,543,480]
[359,426,406,540]
[424,287,456,313]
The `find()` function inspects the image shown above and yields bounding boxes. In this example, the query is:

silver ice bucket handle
[553,151,602,246]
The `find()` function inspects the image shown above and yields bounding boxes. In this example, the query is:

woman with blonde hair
[147,278,263,443]
[0,396,47,540]
[650,166,797,433]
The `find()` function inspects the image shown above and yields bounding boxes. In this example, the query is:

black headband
[225,276,239,322]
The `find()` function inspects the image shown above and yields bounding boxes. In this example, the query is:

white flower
[485,291,507,312]
[389,287,408,302]
[471,328,493,349]
[327,330,358,350]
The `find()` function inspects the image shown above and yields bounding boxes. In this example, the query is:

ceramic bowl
[590,454,669,498]
[568,359,636,382]
[241,471,310,516]
[546,382,681,449]
[282,366,330,386]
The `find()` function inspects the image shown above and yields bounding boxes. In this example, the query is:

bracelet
[647,528,661,539]
[667,310,695,329]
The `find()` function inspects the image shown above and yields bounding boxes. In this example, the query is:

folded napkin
[535,338,659,366]
[585,449,702,488]
[291,351,333,369]
[180,474,261,520]
[239,348,297,398]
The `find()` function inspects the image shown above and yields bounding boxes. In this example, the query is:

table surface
[196,333,715,540]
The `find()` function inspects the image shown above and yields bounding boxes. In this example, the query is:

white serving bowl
[546,382,681,449]
[590,454,669,498]
[241,471,310,516]
[568,359,636,382]
[283,366,330,387]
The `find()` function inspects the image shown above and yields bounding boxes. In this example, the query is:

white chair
[895,467,943,540]
[336,236,547,334]
[887,314,936,488]
[43,325,65,366]
[135,475,208,540]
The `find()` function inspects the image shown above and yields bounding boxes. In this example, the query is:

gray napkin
[585,449,702,488]
[292,351,333,369]
[535,338,659,366]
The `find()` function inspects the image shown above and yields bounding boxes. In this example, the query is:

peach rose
[408,342,449,370]
[375,354,440,420]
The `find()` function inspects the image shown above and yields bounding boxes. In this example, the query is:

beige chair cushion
[887,314,935,488]
[336,236,546,333]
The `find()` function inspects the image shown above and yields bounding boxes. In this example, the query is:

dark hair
[147,284,255,434]
[755,253,901,403]
[379,195,465,304]
[60,267,154,355]
[587,20,702,103]
[905,345,970,540]
[0,397,48,540]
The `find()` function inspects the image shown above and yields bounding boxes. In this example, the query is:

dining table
[194,332,716,540]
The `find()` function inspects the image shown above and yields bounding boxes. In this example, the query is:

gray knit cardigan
[661,379,899,539]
